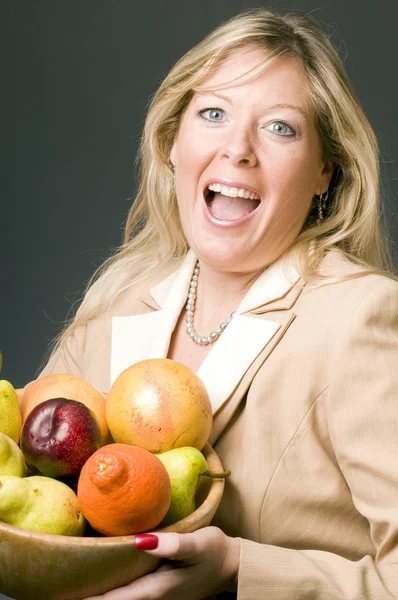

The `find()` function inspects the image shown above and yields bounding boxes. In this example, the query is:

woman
[32,8,398,600]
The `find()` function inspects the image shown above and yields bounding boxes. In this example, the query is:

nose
[220,124,257,167]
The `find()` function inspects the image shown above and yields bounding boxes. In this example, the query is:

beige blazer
[38,248,398,599]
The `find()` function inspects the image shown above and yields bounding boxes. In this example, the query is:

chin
[191,242,253,273]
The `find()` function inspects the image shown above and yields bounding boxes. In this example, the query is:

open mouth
[204,183,261,221]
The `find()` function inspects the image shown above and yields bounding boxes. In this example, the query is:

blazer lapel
[208,278,306,444]
[110,252,197,385]
[198,314,281,414]
[208,306,299,446]
[111,310,169,385]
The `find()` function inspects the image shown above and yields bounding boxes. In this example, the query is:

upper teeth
[208,183,260,200]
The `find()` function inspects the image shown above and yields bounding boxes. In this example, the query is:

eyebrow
[195,92,309,120]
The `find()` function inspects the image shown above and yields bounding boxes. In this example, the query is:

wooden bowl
[0,443,225,600]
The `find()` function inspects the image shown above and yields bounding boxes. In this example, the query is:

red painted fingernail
[134,534,159,550]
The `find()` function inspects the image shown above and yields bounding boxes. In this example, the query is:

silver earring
[316,189,328,225]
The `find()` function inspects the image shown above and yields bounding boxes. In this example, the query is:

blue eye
[199,108,225,122]
[268,121,296,136]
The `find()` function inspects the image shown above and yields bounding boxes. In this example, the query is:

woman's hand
[83,526,241,600]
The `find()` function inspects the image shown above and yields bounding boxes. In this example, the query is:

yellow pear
[156,447,231,526]
[0,475,86,536]
[0,432,27,477]
[0,380,22,444]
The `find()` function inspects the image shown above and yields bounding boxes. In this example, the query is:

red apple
[20,398,102,478]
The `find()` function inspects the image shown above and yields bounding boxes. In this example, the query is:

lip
[202,178,262,199]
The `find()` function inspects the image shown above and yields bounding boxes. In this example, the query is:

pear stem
[201,469,231,479]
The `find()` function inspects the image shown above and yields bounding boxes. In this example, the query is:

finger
[156,562,175,572]
[140,531,202,561]
[127,566,194,600]
[140,527,221,562]
[82,565,194,600]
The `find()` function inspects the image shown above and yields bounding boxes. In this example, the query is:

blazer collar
[143,248,301,314]
[111,249,303,416]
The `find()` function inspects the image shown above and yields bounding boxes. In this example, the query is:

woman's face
[170,48,334,273]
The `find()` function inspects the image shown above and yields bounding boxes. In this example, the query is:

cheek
[261,153,319,228]
[175,130,217,219]
[174,134,205,223]
[175,144,206,202]
[177,147,209,182]
[176,124,206,166]
[267,146,321,201]
[175,117,222,172]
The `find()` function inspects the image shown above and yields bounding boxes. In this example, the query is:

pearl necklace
[185,262,236,345]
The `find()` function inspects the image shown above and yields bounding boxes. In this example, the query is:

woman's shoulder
[304,250,398,315]
[92,256,184,320]
[314,248,398,292]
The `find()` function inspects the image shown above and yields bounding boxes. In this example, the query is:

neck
[196,261,264,305]
[190,260,266,339]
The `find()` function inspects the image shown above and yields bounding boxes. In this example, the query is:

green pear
[0,380,22,444]
[0,475,86,536]
[0,432,27,477]
[156,446,230,526]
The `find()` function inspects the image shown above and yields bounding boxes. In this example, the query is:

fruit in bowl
[21,373,109,445]
[106,358,213,453]
[0,379,22,444]
[77,444,172,536]
[156,446,230,526]
[20,398,102,478]
[0,432,27,477]
[0,443,225,600]
[0,475,85,536]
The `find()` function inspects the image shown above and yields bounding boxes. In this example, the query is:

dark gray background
[2,0,398,388]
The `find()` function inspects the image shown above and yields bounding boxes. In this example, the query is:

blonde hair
[44,7,396,366]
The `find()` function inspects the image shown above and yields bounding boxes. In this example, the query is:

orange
[77,443,171,536]
[106,358,213,453]
[22,374,109,445]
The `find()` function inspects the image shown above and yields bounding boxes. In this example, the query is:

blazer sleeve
[237,277,398,599]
